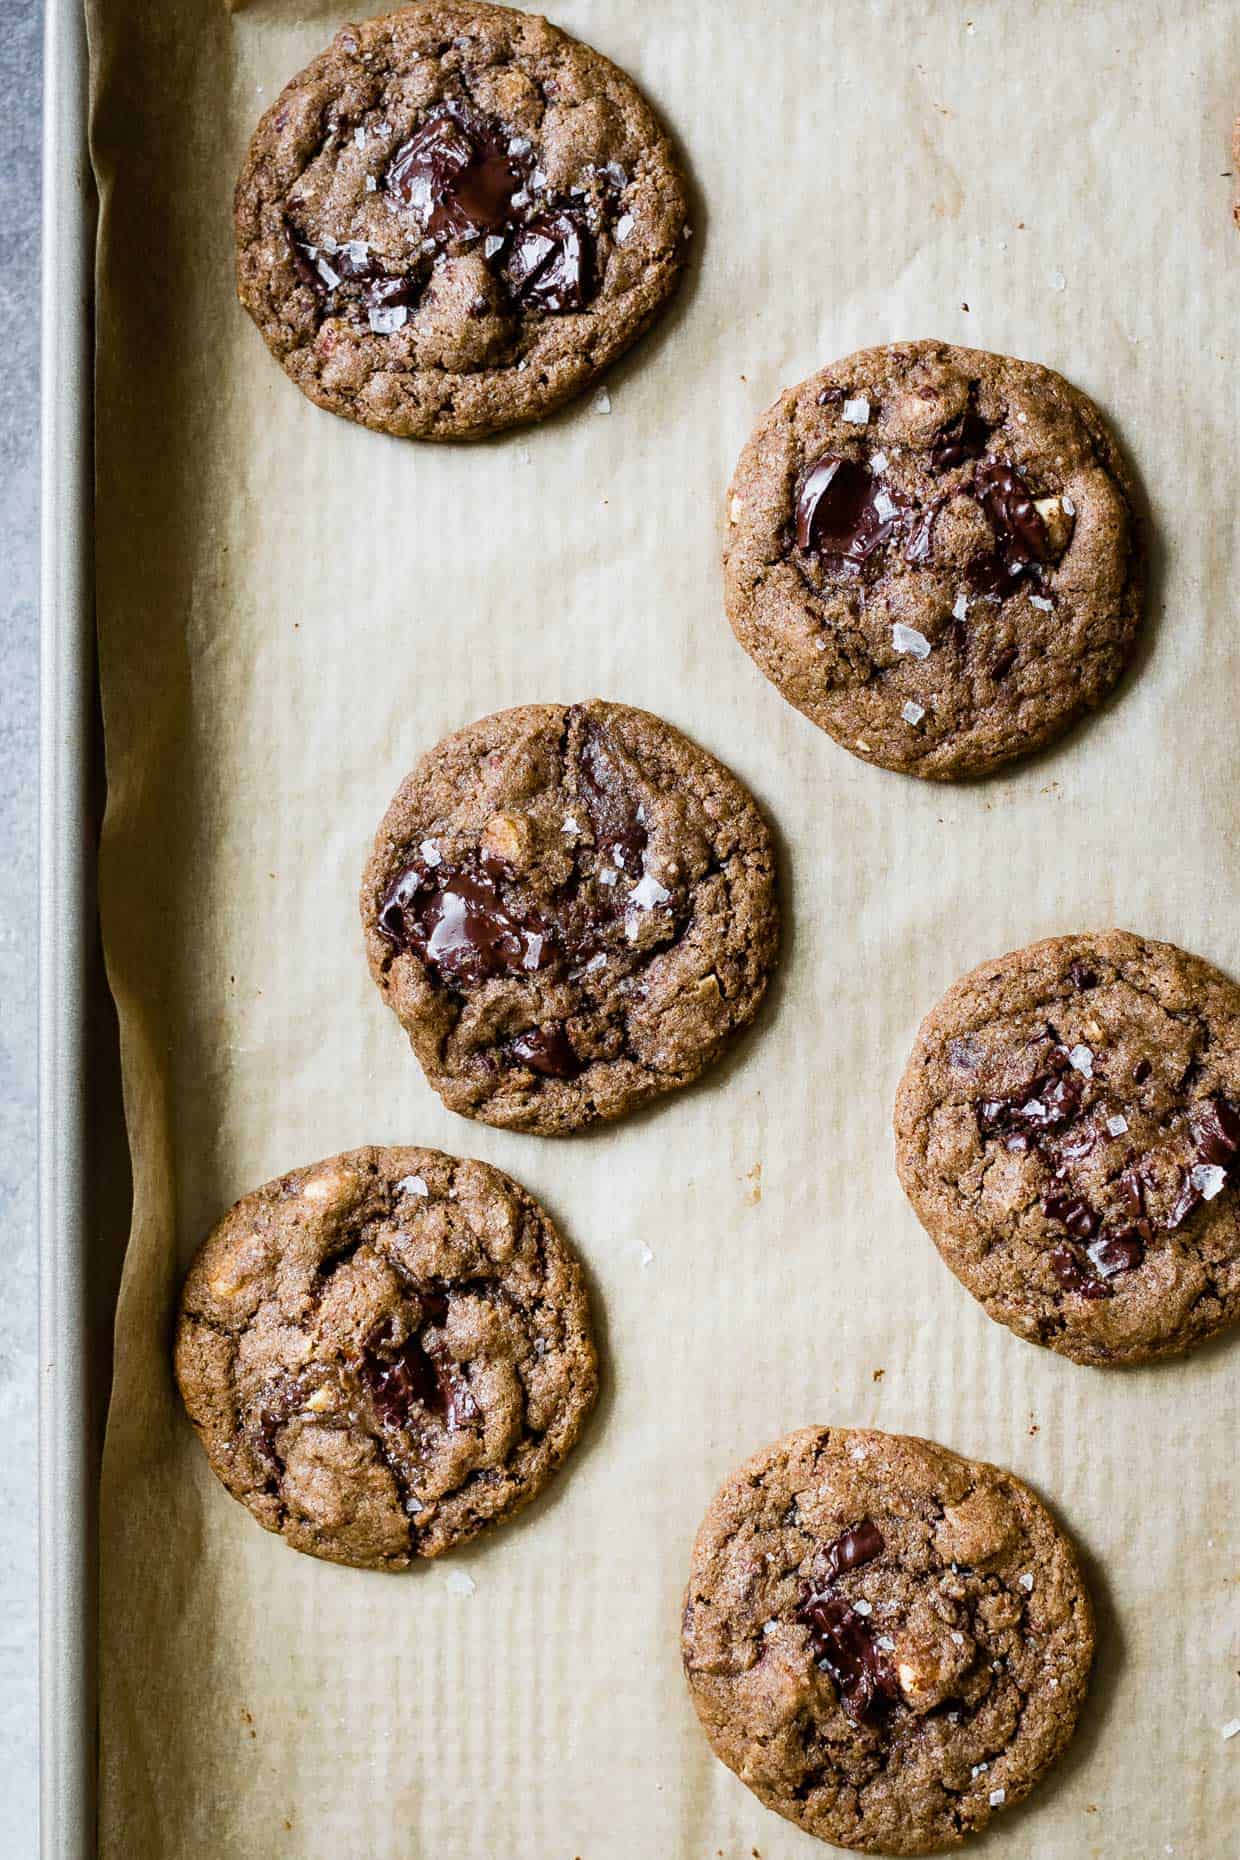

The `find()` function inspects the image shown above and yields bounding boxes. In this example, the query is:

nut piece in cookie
[895,930,1240,1365]
[682,1427,1094,1855]
[174,1145,598,1567]
[724,339,1145,780]
[234,2,691,440]
[360,701,779,1135]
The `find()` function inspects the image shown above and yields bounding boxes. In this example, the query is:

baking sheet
[89,2,1240,1855]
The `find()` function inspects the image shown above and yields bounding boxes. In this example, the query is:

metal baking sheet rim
[40,1,99,1857]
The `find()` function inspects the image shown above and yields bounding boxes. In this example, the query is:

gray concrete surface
[2,0,42,1848]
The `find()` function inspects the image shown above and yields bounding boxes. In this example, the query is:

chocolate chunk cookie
[235,2,690,440]
[895,932,1240,1366]
[361,702,779,1134]
[682,1426,1094,1856]
[174,1146,597,1567]
[724,340,1144,779]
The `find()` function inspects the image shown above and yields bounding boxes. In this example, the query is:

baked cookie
[724,340,1144,780]
[895,931,1240,1366]
[174,1145,597,1567]
[235,2,690,440]
[361,701,779,1134]
[682,1426,1094,1856]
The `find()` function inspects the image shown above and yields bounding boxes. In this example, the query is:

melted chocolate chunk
[971,459,1051,595]
[284,221,323,293]
[366,271,424,313]
[378,855,551,989]
[358,1319,475,1431]
[794,456,903,564]
[930,408,989,473]
[1042,1192,1098,1240]
[359,1324,444,1425]
[824,1518,885,1579]
[255,1375,308,1470]
[979,1062,1084,1145]
[386,109,520,238]
[504,212,593,312]
[1133,1058,1151,1084]
[1167,1097,1240,1228]
[509,1023,581,1079]
[798,1589,898,1724]
[576,721,648,875]
[1192,1097,1240,1167]
[1088,1231,1145,1277]
[1049,1243,1111,1301]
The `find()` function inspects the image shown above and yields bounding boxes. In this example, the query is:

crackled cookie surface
[895,931,1240,1365]
[681,1427,1094,1856]
[361,702,779,1134]
[174,1146,597,1567]
[724,340,1143,779]
[235,2,690,439]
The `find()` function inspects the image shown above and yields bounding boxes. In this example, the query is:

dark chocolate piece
[386,108,520,238]
[504,211,593,312]
[795,456,903,564]
[824,1518,885,1578]
[509,1023,581,1078]
[378,856,551,989]
[798,1589,898,1724]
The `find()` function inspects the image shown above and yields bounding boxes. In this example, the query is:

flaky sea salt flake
[1107,1113,1128,1136]
[989,1788,1006,1808]
[445,1569,476,1597]
[354,126,367,148]
[852,1599,872,1617]
[952,591,970,621]
[484,234,505,258]
[873,488,899,522]
[522,933,544,971]
[842,396,871,425]
[594,389,611,415]
[870,449,889,472]
[1221,1718,1240,1741]
[629,874,670,911]
[1068,1044,1093,1077]
[1018,1571,1034,1592]
[1191,1162,1227,1200]
[397,1174,429,1198]
[1030,594,1053,611]
[614,212,635,243]
[901,700,925,725]
[420,839,442,866]
[892,622,932,660]
[369,305,408,334]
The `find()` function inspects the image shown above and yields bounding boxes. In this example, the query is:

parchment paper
[89,3,1240,1854]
